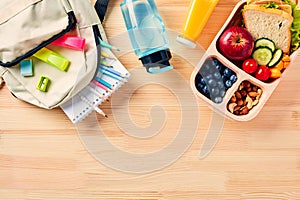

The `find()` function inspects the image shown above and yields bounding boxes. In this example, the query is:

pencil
[88,85,107,101]
[79,95,108,118]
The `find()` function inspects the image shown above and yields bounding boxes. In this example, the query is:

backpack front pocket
[0,0,76,67]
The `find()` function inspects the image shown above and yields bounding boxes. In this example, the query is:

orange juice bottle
[177,0,219,48]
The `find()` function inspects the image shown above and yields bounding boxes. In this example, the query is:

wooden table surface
[1,0,300,199]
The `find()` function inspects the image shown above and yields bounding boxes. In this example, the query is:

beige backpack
[0,0,108,109]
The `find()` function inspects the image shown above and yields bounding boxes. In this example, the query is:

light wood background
[1,0,300,199]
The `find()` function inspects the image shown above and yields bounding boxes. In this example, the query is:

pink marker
[51,34,86,51]
[92,80,112,93]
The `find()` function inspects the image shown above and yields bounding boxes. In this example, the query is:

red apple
[218,26,254,61]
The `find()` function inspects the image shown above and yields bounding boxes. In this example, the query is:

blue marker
[98,68,122,81]
[100,65,127,78]
[94,76,112,89]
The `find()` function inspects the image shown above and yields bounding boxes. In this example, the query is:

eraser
[20,59,33,77]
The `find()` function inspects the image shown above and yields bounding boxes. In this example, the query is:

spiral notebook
[60,47,130,124]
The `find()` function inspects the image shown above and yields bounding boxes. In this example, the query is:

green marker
[99,38,120,51]
[33,48,70,71]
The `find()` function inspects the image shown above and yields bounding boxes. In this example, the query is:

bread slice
[243,5,293,53]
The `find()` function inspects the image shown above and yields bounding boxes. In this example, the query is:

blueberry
[200,63,213,75]
[212,59,219,66]
[196,83,204,90]
[229,74,237,83]
[217,80,225,89]
[223,68,233,77]
[202,63,211,72]
[219,89,226,97]
[211,87,220,96]
[205,74,213,81]
[200,77,207,85]
[225,79,233,89]
[202,85,209,95]
[222,75,227,82]
[196,74,202,80]
[207,79,217,87]
[213,59,224,71]
[213,96,223,104]
[213,71,222,79]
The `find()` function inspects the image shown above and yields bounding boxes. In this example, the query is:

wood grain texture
[0,0,300,199]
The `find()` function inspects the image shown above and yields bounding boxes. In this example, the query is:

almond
[235,91,242,99]
[248,91,258,97]
[237,99,244,106]
[230,95,237,103]
[240,107,249,115]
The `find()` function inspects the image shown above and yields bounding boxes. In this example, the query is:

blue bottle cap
[139,49,173,74]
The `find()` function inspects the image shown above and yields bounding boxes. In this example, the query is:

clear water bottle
[120,0,173,74]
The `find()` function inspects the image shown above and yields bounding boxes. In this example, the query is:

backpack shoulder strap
[94,0,110,23]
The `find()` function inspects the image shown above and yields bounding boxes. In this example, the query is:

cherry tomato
[242,58,258,74]
[255,66,270,81]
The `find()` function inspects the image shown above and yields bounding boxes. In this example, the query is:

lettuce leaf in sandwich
[290,6,300,52]
[282,0,300,52]
[262,1,280,8]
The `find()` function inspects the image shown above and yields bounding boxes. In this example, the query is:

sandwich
[247,0,297,15]
[242,0,296,53]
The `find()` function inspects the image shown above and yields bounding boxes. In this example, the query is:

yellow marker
[33,48,70,71]
[101,51,116,60]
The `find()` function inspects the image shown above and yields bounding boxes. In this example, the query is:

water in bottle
[120,0,173,74]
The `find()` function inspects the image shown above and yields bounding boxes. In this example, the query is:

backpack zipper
[0,11,77,68]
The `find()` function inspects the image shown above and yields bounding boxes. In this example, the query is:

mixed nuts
[227,80,262,115]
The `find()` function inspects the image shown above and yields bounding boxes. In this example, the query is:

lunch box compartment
[190,0,300,121]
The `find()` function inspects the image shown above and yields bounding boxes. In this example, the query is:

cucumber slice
[252,47,273,66]
[255,38,276,52]
[268,49,283,67]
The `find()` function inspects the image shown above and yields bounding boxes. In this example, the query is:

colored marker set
[60,41,130,124]
[92,39,130,92]
[19,34,86,92]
